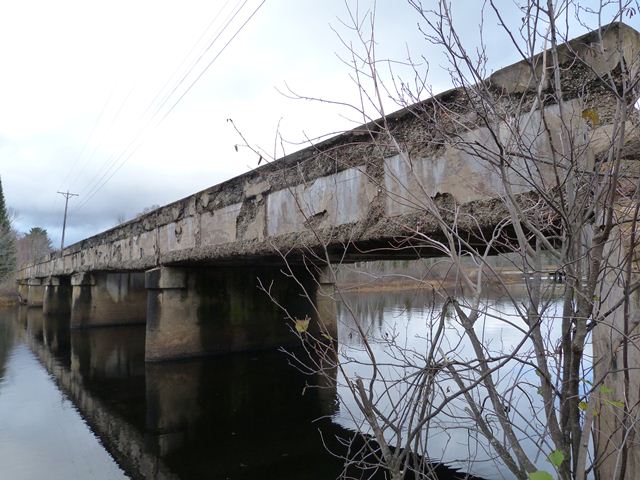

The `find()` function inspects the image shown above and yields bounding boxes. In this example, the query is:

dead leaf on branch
[582,108,600,126]
[294,316,311,333]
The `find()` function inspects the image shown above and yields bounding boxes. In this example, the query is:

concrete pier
[145,266,336,361]
[70,272,147,329]
[42,276,72,315]
[593,220,640,478]
[26,278,44,307]
[12,25,640,478]
[316,268,338,342]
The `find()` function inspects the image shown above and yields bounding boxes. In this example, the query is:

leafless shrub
[261,3,640,479]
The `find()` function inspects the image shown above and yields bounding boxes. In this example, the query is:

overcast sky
[1,0,636,248]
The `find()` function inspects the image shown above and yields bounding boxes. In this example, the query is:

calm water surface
[0,286,559,479]
[0,309,127,480]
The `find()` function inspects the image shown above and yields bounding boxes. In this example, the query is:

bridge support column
[71,272,147,328]
[316,267,338,342]
[145,266,337,361]
[594,228,640,477]
[26,278,44,307]
[43,276,71,315]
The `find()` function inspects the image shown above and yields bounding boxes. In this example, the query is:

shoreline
[337,272,532,293]
[0,297,18,308]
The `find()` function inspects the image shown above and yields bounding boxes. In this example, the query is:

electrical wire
[68,86,136,196]
[56,88,115,192]
[73,0,266,212]
[140,0,238,120]
[74,0,247,210]
[159,0,266,124]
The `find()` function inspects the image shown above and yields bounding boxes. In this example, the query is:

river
[0,285,564,479]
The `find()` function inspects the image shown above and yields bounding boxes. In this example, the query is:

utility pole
[57,191,78,252]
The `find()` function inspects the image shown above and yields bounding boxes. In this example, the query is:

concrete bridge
[16,23,640,362]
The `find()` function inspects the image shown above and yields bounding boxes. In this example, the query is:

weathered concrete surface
[10,23,640,475]
[26,278,44,307]
[17,23,640,281]
[70,272,147,328]
[592,206,640,479]
[42,276,71,315]
[145,266,334,361]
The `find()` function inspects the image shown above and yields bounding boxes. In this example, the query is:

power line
[76,0,243,202]
[73,0,250,212]
[68,86,137,194]
[148,0,250,124]
[56,89,115,193]
[73,86,139,198]
[159,0,266,123]
[140,0,238,120]
[73,0,266,213]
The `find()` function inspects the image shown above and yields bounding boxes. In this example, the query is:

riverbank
[0,279,18,307]
[337,271,544,293]
[0,295,18,308]
[340,279,499,293]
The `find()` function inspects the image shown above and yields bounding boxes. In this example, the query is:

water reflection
[336,286,565,479]
[42,312,71,366]
[145,354,341,479]
[0,307,127,480]
[0,288,503,480]
[12,309,354,480]
[0,307,16,381]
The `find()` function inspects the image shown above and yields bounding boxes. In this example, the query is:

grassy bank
[0,296,17,308]
[0,276,18,308]
[338,272,530,293]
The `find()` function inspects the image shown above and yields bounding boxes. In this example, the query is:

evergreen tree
[22,227,52,262]
[0,177,16,280]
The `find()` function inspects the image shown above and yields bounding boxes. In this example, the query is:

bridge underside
[18,263,337,362]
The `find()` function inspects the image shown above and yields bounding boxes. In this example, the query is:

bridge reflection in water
[13,305,480,480]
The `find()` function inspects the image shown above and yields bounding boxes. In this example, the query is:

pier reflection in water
[0,308,127,480]
[0,288,494,480]
[21,309,344,480]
